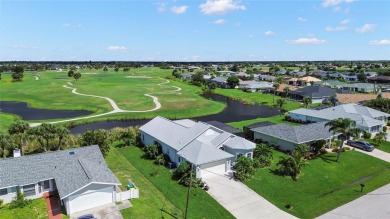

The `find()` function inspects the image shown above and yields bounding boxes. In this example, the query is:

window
[246,153,252,158]
[142,134,144,141]
[23,184,36,197]
[43,180,50,189]
[0,188,7,196]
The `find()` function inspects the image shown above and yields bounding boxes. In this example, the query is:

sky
[0,0,389,61]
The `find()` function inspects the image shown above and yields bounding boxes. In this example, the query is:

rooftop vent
[69,151,75,155]
[13,148,21,158]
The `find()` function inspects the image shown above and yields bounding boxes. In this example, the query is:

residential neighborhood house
[252,122,338,152]
[289,104,390,134]
[0,146,137,215]
[139,116,255,178]
[289,85,351,103]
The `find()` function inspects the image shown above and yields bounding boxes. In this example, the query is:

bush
[172,162,202,187]
[363,131,372,139]
[0,199,3,209]
[319,148,328,154]
[9,191,30,209]
[234,156,255,181]
[387,121,390,126]
[383,126,388,132]
[253,144,273,168]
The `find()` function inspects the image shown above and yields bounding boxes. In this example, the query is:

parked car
[346,140,375,152]
[78,214,96,219]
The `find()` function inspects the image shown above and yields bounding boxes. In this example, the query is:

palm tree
[276,76,284,85]
[276,98,286,110]
[56,126,70,150]
[8,120,30,155]
[0,133,15,158]
[283,86,290,98]
[272,83,280,103]
[373,131,387,144]
[276,151,306,180]
[302,96,312,108]
[325,118,362,162]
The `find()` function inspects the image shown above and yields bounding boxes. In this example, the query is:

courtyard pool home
[140,116,255,178]
[0,146,137,216]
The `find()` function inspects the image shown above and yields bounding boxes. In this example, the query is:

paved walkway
[203,173,297,219]
[317,183,390,219]
[43,193,62,219]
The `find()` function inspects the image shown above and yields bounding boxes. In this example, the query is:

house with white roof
[288,104,390,134]
[139,116,255,178]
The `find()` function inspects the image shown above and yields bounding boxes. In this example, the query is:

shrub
[383,126,388,132]
[234,156,255,181]
[0,199,3,209]
[387,121,390,126]
[363,131,372,139]
[172,162,202,187]
[253,144,273,168]
[319,148,328,154]
[9,191,30,209]
[144,142,162,160]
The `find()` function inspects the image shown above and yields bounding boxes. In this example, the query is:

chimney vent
[13,148,21,158]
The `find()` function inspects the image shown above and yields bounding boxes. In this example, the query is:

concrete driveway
[356,147,390,163]
[70,203,123,219]
[317,183,390,219]
[202,173,297,219]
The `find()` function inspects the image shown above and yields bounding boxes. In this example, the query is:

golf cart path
[317,183,390,219]
[203,173,297,219]
[30,78,177,127]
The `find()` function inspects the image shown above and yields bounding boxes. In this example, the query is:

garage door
[200,160,228,178]
[69,186,113,214]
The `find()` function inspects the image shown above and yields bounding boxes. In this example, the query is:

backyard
[245,149,390,219]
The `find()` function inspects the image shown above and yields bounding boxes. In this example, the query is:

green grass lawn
[365,139,390,153]
[105,146,183,219]
[214,88,303,111]
[245,150,390,219]
[228,114,299,130]
[116,146,234,219]
[0,198,48,219]
[0,113,18,133]
[0,68,225,130]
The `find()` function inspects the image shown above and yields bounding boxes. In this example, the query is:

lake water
[0,101,93,120]
[68,93,280,134]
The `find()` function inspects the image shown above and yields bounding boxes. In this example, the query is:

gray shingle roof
[251,122,335,144]
[290,86,350,99]
[0,145,120,200]
[177,140,234,165]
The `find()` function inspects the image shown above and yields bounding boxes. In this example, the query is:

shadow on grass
[317,153,337,163]
[160,208,179,219]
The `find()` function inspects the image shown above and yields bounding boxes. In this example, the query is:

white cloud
[11,45,38,49]
[356,24,376,33]
[297,17,308,22]
[199,0,246,15]
[340,18,351,24]
[248,34,254,38]
[171,5,188,14]
[321,0,354,8]
[326,26,347,31]
[214,19,225,24]
[107,46,128,51]
[63,23,81,28]
[157,2,167,12]
[264,31,275,36]
[369,40,390,45]
[286,38,326,45]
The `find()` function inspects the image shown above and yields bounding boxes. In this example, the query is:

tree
[294,144,309,156]
[357,72,367,82]
[191,72,205,86]
[144,142,161,160]
[11,66,24,82]
[303,97,312,108]
[0,133,15,158]
[172,69,182,78]
[253,144,273,168]
[276,151,305,180]
[229,64,239,72]
[173,162,200,187]
[227,75,239,88]
[73,72,81,81]
[56,126,70,150]
[68,70,74,77]
[272,83,280,103]
[103,66,108,72]
[311,139,326,154]
[276,98,286,110]
[234,156,255,181]
[325,118,362,162]
[373,132,387,145]
[283,86,290,98]
[276,76,284,84]
[8,120,30,155]
[114,67,119,72]
[123,67,130,72]
[82,129,111,157]
[365,98,390,114]
[328,94,337,106]
[29,123,58,152]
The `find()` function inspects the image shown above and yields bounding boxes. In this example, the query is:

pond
[0,101,93,120]
[68,93,280,134]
